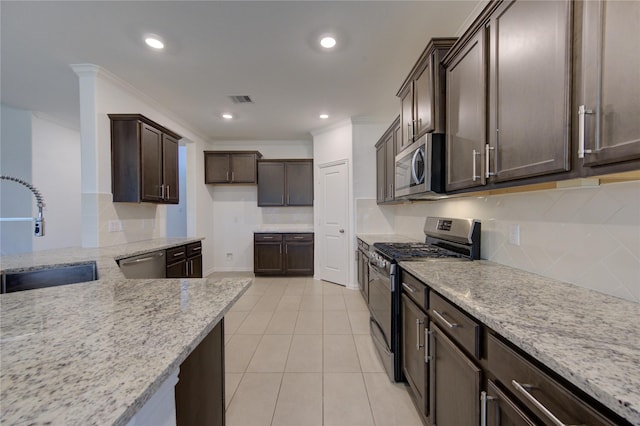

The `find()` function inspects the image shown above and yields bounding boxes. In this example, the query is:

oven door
[368,259,397,381]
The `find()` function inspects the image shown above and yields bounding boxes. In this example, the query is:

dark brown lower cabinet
[175,319,224,426]
[402,294,428,418]
[429,322,481,426]
[254,233,313,276]
[166,242,202,278]
[484,380,537,426]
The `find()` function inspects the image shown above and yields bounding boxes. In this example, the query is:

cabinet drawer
[186,242,202,257]
[284,233,313,242]
[166,246,187,263]
[400,270,428,312]
[429,292,481,359]
[487,333,618,426]
[357,239,369,251]
[254,233,283,242]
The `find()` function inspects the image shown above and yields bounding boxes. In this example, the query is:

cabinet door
[167,260,186,278]
[230,153,258,183]
[402,294,428,417]
[488,0,571,182]
[254,242,283,274]
[163,134,179,203]
[284,242,314,275]
[446,28,487,191]
[399,84,414,153]
[484,380,537,426]
[581,0,640,166]
[376,142,385,204]
[204,153,231,184]
[384,133,395,202]
[257,161,285,206]
[187,256,202,278]
[414,55,435,137]
[140,123,164,202]
[286,161,313,206]
[429,323,481,426]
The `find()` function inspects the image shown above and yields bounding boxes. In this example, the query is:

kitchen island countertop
[400,259,640,425]
[0,238,252,425]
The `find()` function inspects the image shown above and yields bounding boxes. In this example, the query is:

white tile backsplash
[359,181,640,303]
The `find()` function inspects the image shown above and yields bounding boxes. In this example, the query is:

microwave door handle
[411,148,421,183]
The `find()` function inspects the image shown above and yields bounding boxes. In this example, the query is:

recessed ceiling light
[144,36,164,50]
[222,113,233,120]
[320,36,336,49]
[319,114,329,119]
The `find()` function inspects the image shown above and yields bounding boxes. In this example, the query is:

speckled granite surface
[400,260,640,425]
[357,233,422,246]
[0,239,252,425]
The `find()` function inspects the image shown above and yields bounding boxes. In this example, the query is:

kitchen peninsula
[0,238,252,425]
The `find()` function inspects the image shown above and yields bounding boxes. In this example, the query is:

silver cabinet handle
[511,380,579,426]
[166,185,170,199]
[407,123,413,142]
[231,171,235,182]
[402,282,416,293]
[173,251,185,257]
[279,245,282,254]
[472,149,481,182]
[191,246,201,252]
[424,328,430,363]
[578,105,594,159]
[485,144,495,178]
[416,318,424,351]
[186,259,190,276]
[432,309,458,328]
[480,391,496,426]
[160,185,165,199]
[226,171,230,181]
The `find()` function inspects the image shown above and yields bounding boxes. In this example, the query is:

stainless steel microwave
[394,133,445,199]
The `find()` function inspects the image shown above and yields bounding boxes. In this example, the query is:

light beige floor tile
[266,310,299,334]
[294,310,323,334]
[363,372,423,426]
[285,335,323,372]
[253,294,283,311]
[284,283,306,296]
[353,334,385,373]
[300,295,323,311]
[225,334,262,373]
[272,373,323,426]
[242,284,268,296]
[322,281,345,295]
[264,282,289,296]
[224,310,250,335]
[324,373,375,426]
[323,294,347,311]
[303,280,325,295]
[323,310,352,334]
[236,311,274,334]
[225,373,243,409]
[229,293,263,312]
[226,372,283,426]
[348,310,371,334]
[276,295,302,311]
[324,334,361,372]
[344,291,369,311]
[247,334,293,372]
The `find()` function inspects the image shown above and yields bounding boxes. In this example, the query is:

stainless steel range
[368,216,481,382]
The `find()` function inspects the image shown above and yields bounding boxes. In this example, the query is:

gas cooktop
[373,242,466,260]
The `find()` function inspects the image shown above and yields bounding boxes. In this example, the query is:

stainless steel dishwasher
[118,250,166,279]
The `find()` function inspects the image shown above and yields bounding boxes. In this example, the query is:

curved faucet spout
[0,175,46,237]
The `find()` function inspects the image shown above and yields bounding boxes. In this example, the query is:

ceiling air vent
[228,95,253,104]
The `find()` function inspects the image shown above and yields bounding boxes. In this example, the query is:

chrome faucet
[0,175,45,236]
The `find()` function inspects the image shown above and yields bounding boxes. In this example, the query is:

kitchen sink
[1,262,98,294]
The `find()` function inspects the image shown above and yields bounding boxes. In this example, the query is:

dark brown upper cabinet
[578,0,640,168]
[109,114,181,204]
[443,0,572,192]
[397,38,457,154]
[204,151,263,184]
[375,116,400,204]
[257,159,313,207]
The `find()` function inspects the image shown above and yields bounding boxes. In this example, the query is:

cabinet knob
[339,229,345,234]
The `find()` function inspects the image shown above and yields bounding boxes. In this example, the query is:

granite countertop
[0,238,252,425]
[356,233,422,246]
[254,226,314,233]
[399,259,640,425]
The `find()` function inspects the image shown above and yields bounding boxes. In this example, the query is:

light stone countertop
[254,226,314,233]
[356,233,422,246]
[399,259,640,425]
[0,238,252,425]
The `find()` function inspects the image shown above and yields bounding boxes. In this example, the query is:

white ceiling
[1,1,482,141]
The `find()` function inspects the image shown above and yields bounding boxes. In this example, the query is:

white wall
[0,105,33,254]
[356,181,640,303]
[31,113,82,251]
[207,140,314,272]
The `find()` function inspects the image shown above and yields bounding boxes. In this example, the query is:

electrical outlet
[226,252,233,261]
[508,224,520,246]
[108,220,122,232]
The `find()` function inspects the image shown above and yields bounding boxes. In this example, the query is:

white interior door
[318,160,349,285]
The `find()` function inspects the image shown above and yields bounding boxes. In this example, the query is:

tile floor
[218,274,422,426]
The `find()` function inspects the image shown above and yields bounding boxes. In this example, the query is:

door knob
[339,229,345,233]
